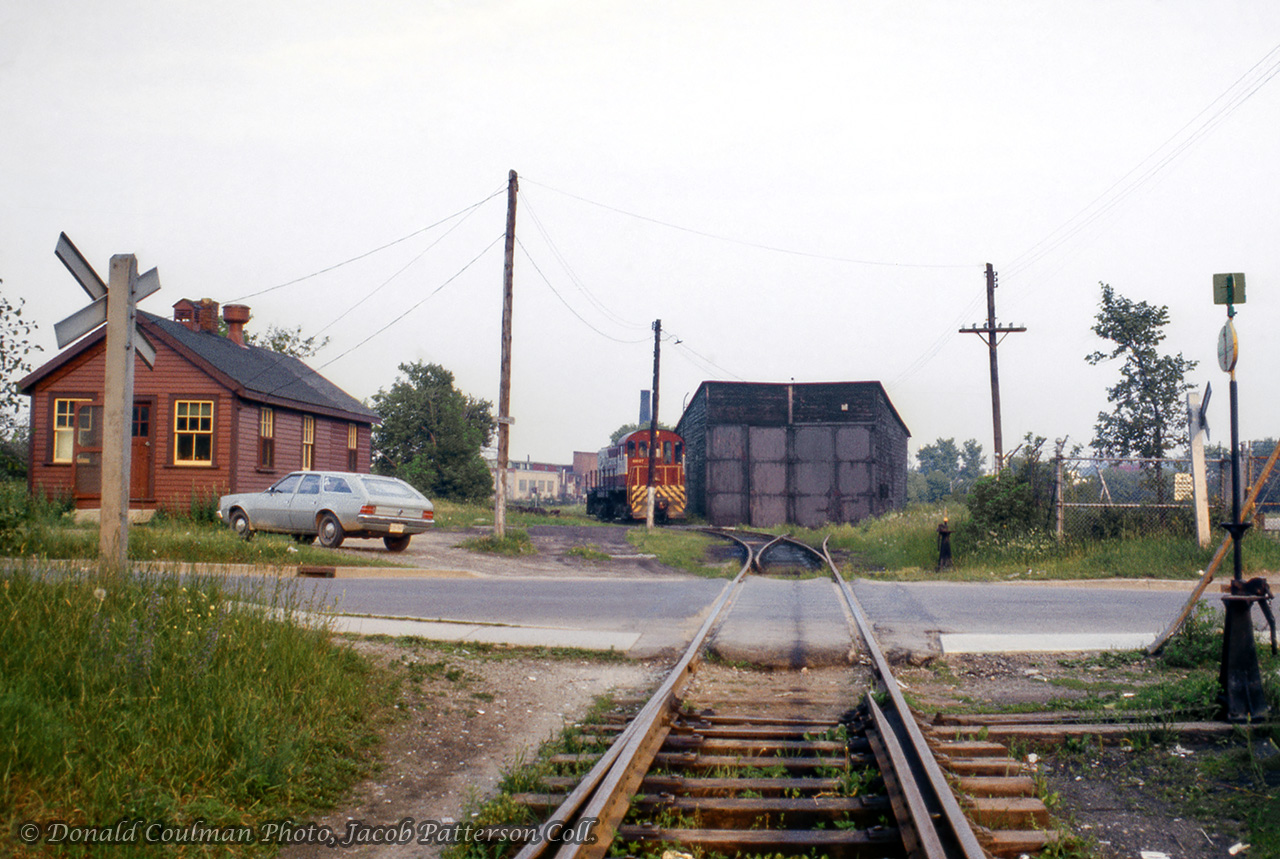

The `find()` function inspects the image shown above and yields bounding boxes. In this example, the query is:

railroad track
[503,530,1054,859]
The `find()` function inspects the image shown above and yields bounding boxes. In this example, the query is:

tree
[371,362,495,503]
[610,422,672,445]
[1086,283,1197,502]
[908,437,984,503]
[958,439,985,484]
[245,323,329,359]
[0,285,41,477]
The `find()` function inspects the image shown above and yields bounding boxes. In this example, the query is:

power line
[515,237,650,344]
[257,233,505,399]
[522,177,980,270]
[312,199,490,337]
[896,42,1280,387]
[1004,41,1280,281]
[665,332,746,382]
[230,187,506,302]
[520,190,649,332]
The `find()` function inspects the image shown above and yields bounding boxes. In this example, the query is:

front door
[72,404,103,503]
[130,401,152,501]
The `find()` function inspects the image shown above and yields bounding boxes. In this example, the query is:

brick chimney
[197,298,220,333]
[223,304,250,346]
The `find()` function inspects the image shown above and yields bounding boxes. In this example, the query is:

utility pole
[960,263,1025,472]
[646,319,661,530]
[495,170,517,539]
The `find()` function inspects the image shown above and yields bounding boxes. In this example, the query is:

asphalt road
[293,572,1218,660]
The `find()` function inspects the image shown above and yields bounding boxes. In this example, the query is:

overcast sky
[4,1,1279,465]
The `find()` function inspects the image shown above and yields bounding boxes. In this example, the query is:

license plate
[389,523,404,534]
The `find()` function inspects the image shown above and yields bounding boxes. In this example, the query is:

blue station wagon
[217,471,434,552]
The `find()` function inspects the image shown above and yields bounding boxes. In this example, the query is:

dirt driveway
[331,524,693,579]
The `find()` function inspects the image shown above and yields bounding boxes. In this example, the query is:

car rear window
[361,477,422,500]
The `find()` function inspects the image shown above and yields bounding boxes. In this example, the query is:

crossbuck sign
[53,233,161,571]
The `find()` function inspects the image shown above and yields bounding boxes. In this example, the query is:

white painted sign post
[53,234,160,572]
[1186,389,1211,548]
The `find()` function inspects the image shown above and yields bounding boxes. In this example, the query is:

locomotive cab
[587,429,687,522]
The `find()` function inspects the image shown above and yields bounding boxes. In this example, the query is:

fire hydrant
[937,517,953,572]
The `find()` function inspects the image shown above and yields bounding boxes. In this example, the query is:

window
[53,398,90,462]
[259,408,274,469]
[298,474,321,495]
[361,477,423,499]
[302,415,315,470]
[173,400,213,465]
[323,476,352,494]
[347,423,359,471]
[269,473,301,494]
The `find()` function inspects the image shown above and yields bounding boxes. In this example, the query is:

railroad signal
[54,233,159,367]
[1211,270,1268,722]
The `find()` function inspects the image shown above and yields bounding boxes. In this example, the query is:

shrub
[962,434,1055,541]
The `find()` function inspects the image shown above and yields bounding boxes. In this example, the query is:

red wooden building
[19,298,379,512]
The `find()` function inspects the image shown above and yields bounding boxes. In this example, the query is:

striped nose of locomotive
[629,483,687,517]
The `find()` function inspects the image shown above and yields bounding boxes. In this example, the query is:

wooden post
[495,170,517,539]
[1054,454,1065,539]
[1187,391,1211,548]
[100,254,138,572]
[959,264,1025,474]
[646,319,661,530]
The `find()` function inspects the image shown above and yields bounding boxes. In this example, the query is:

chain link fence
[1053,448,1280,540]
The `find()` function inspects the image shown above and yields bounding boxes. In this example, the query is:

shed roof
[679,380,910,437]
[20,311,379,424]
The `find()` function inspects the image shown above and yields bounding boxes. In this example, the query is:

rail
[513,528,989,859]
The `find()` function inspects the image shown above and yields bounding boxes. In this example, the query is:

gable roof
[20,311,379,424]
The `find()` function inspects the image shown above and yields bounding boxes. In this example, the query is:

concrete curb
[323,613,640,653]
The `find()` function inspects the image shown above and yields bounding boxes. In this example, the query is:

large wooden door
[130,401,152,501]
[72,404,103,503]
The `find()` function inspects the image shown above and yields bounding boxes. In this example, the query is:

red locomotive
[586,428,687,522]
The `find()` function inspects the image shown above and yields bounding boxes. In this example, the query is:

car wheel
[292,532,315,545]
[317,512,345,549]
[230,509,253,541]
[383,534,411,552]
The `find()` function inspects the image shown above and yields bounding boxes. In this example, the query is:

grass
[1047,610,1278,853]
[565,543,611,563]
[626,528,738,577]
[1,563,389,857]
[781,502,1280,581]
[429,499,599,530]
[459,529,537,556]
[0,480,397,568]
[441,691,632,859]
[377,635,632,665]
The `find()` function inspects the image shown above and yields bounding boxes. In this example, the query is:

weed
[1161,602,1221,669]
[626,528,738,577]
[565,543,611,563]
[460,530,537,556]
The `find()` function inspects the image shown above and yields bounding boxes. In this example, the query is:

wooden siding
[27,335,375,510]
[675,381,910,528]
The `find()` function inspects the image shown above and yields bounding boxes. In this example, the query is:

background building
[676,381,910,528]
[20,299,377,512]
